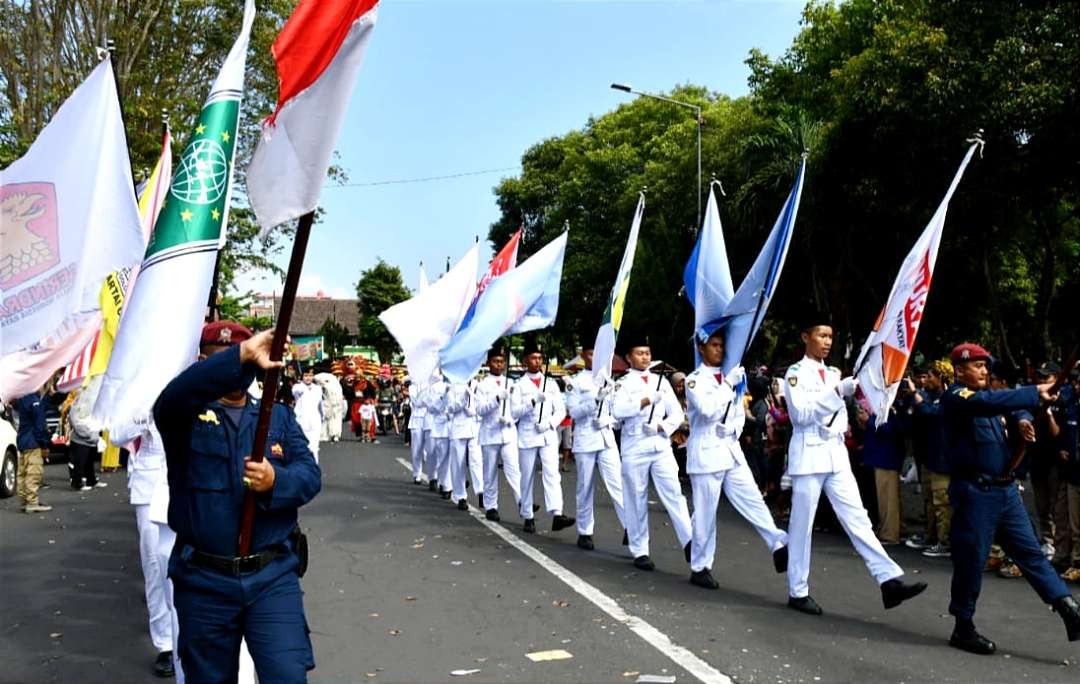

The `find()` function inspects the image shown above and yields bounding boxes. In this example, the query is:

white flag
[0,57,143,399]
[855,142,980,426]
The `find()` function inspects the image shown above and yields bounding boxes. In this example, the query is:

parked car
[1,413,17,498]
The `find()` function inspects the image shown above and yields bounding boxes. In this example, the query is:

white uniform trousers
[518,443,563,519]
[135,504,174,652]
[689,464,788,573]
[467,438,484,499]
[302,427,320,464]
[481,442,520,510]
[621,450,692,558]
[449,437,471,502]
[788,469,904,598]
[575,447,626,535]
[409,428,427,479]
[422,430,436,480]
[432,437,451,492]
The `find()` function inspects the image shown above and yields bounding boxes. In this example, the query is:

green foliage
[355,259,410,363]
[317,316,351,358]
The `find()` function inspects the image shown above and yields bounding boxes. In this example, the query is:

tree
[318,316,351,358]
[356,259,410,363]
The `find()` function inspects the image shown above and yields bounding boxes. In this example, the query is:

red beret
[200,321,252,347]
[950,342,992,364]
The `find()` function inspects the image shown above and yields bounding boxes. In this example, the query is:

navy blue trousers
[171,547,313,683]
[949,479,1069,620]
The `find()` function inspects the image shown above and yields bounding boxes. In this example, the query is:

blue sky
[238,0,806,299]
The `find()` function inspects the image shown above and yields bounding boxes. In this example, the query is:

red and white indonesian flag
[247,0,380,234]
[855,141,981,426]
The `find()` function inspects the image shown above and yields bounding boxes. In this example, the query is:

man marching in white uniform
[475,345,522,521]
[783,313,927,615]
[291,366,323,463]
[447,381,479,511]
[611,336,693,571]
[565,343,627,550]
[425,376,452,499]
[422,384,439,491]
[407,381,428,484]
[685,328,789,590]
[511,338,575,534]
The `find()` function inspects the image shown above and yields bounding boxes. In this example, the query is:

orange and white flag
[855,139,981,425]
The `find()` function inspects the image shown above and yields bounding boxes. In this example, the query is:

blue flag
[718,159,806,372]
[684,184,735,364]
[439,231,568,383]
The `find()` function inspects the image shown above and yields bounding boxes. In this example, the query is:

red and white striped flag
[247,0,379,235]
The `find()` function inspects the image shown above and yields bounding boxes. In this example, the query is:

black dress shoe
[881,578,928,609]
[689,568,719,589]
[153,651,175,678]
[485,508,501,522]
[633,555,655,571]
[773,545,788,573]
[552,514,575,531]
[523,519,536,533]
[787,595,823,615]
[949,629,996,655]
[413,477,422,485]
[684,541,692,563]
[1053,595,1080,641]
[428,480,438,492]
[533,504,541,513]
[577,535,595,550]
[457,499,469,511]
[622,529,629,546]
[441,490,452,500]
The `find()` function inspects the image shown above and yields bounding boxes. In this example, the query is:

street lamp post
[611,82,703,230]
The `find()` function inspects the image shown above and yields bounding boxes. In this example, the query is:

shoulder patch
[197,409,220,425]
[789,363,800,372]
[958,388,975,399]
[788,376,798,387]
[687,380,696,389]
[564,382,573,392]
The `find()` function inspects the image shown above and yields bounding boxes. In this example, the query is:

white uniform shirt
[511,372,566,448]
[425,381,451,439]
[407,383,427,430]
[475,374,516,446]
[446,382,478,439]
[564,371,617,453]
[292,382,323,435]
[782,356,849,475]
[111,416,170,518]
[611,369,684,457]
[684,364,746,474]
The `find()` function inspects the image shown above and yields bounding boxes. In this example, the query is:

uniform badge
[958,389,975,399]
[565,382,573,391]
[270,443,284,458]
[687,380,696,389]
[197,409,220,425]
[788,377,798,387]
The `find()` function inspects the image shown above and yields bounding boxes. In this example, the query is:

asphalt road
[2,435,1078,683]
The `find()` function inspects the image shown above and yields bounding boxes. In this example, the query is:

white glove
[649,389,664,405]
[497,388,509,400]
[724,366,746,388]
[537,419,553,432]
[499,415,515,426]
[715,423,734,438]
[532,392,547,405]
[837,377,858,398]
[595,415,617,430]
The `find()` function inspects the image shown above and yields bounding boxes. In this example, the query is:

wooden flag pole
[237,211,315,555]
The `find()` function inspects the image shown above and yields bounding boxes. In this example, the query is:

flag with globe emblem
[94,0,256,429]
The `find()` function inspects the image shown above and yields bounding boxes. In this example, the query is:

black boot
[1053,595,1080,642]
[441,490,451,500]
[577,535,594,550]
[552,514,575,531]
[428,479,438,492]
[773,545,788,574]
[485,508,501,522]
[684,541,692,563]
[633,555,655,571]
[881,578,928,609]
[457,499,469,511]
[523,518,536,533]
[949,619,996,655]
[153,651,175,678]
[787,596,823,615]
[689,568,719,590]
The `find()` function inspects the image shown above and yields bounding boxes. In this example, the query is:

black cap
[799,307,832,332]
[617,326,651,355]
[1036,361,1062,377]
[522,334,542,357]
[487,342,508,360]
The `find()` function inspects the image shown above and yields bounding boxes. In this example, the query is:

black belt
[189,547,287,576]
[954,469,1014,488]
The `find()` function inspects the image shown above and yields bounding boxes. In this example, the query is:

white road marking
[393,457,732,684]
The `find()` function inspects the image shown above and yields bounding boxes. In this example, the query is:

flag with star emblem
[592,193,644,384]
[93,0,256,428]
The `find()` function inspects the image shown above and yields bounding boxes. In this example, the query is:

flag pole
[237,210,316,555]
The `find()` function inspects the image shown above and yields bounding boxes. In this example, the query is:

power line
[325,166,519,189]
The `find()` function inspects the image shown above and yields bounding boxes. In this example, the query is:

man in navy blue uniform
[155,322,321,682]
[941,342,1079,655]
[14,383,54,513]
